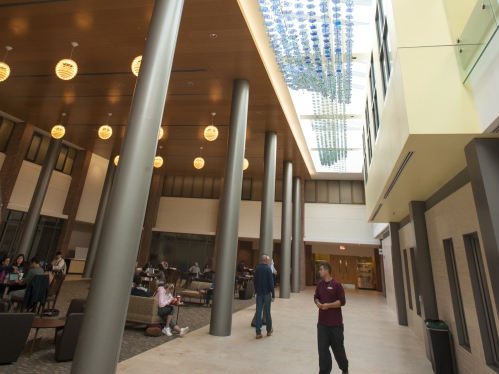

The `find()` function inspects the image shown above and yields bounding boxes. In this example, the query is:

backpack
[145,324,162,337]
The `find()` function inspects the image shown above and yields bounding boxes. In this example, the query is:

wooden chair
[41,274,66,317]
[10,274,50,313]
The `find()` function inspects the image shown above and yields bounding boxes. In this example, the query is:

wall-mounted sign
[340,246,345,250]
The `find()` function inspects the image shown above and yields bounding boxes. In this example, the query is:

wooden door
[330,255,358,289]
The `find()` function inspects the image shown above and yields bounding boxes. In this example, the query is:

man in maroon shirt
[314,262,349,374]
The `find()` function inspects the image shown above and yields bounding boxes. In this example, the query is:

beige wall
[7,160,71,218]
[238,201,282,239]
[425,183,497,373]
[76,153,108,224]
[381,235,397,314]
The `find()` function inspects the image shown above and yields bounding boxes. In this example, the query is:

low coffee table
[30,318,66,356]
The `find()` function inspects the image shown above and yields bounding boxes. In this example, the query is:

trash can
[425,320,455,374]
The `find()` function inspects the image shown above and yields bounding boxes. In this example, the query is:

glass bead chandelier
[243,158,249,170]
[194,146,205,169]
[0,46,13,82]
[158,127,164,140]
[98,113,113,140]
[55,42,78,80]
[204,112,219,141]
[258,0,354,169]
[154,146,163,168]
[131,55,141,77]
[114,155,119,166]
[51,113,67,139]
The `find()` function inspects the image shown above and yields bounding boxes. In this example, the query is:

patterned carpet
[1,279,255,374]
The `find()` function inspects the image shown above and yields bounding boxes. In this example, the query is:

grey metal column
[279,161,292,298]
[71,1,184,372]
[388,222,408,325]
[259,132,277,259]
[291,176,301,293]
[209,79,249,336]
[465,138,499,318]
[15,138,62,258]
[409,201,438,321]
[82,158,116,278]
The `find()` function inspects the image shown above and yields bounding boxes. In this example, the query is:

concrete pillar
[292,176,302,293]
[209,79,249,336]
[82,158,116,278]
[71,1,184,372]
[388,222,408,325]
[15,138,62,258]
[259,132,277,259]
[279,161,292,298]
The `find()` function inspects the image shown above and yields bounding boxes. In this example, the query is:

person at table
[13,254,25,273]
[202,280,215,307]
[188,262,200,277]
[8,256,44,303]
[154,282,189,337]
[161,261,169,270]
[203,264,210,273]
[44,263,55,284]
[0,256,16,281]
[237,260,245,274]
[131,275,150,297]
[142,261,151,272]
[51,251,67,275]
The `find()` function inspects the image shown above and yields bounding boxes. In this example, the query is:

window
[366,105,373,161]
[162,175,222,199]
[55,145,76,175]
[304,180,365,204]
[464,234,499,366]
[403,249,413,311]
[376,0,392,96]
[0,117,15,152]
[362,129,369,183]
[372,92,380,139]
[241,178,252,200]
[375,0,385,47]
[409,248,421,316]
[26,132,77,175]
[443,239,470,349]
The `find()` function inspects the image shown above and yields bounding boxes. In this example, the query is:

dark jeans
[255,293,272,335]
[205,289,213,305]
[317,323,348,374]
[158,305,176,329]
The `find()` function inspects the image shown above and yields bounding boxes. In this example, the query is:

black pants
[317,323,348,374]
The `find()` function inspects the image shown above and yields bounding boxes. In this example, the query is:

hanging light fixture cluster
[194,147,205,169]
[51,113,66,139]
[98,113,113,140]
[204,112,219,141]
[0,46,12,82]
[258,0,354,168]
[55,42,79,80]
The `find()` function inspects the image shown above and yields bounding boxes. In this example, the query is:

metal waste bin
[425,320,455,374]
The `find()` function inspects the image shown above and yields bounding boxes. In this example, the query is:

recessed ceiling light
[257,112,261,115]
[119,83,124,87]
[175,129,181,133]
[68,85,73,88]
[210,34,217,38]
[187,82,193,85]
[16,86,20,89]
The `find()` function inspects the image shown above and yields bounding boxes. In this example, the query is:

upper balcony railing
[455,0,499,82]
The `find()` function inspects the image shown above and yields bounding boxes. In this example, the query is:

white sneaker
[162,327,172,336]
[180,327,189,337]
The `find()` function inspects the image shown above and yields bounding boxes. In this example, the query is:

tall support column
[291,176,301,293]
[279,161,292,298]
[82,158,116,278]
[209,79,249,336]
[409,201,438,321]
[465,138,499,316]
[259,132,277,259]
[15,138,62,258]
[71,1,184,372]
[388,222,408,325]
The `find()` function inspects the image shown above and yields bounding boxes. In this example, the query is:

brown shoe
[267,328,273,336]
[256,334,263,339]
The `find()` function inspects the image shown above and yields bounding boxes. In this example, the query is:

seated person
[237,260,245,274]
[51,251,67,274]
[13,254,25,274]
[142,262,151,272]
[131,275,150,297]
[161,261,169,270]
[203,264,210,273]
[154,282,188,337]
[203,280,215,307]
[44,263,55,284]
[156,264,166,282]
[0,256,16,281]
[188,262,200,277]
[8,256,44,303]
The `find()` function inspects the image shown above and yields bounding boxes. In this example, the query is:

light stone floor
[117,287,433,374]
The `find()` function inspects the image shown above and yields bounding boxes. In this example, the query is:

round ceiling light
[158,127,164,140]
[131,55,142,76]
[154,156,163,168]
[55,59,78,80]
[114,155,119,166]
[194,157,205,169]
[0,46,13,82]
[204,112,218,141]
[98,125,112,140]
[243,158,249,170]
[51,125,66,139]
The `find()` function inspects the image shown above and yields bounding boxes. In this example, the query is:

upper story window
[369,56,380,140]
[26,132,77,175]
[376,0,392,95]
[365,103,373,163]
[0,117,15,153]
[305,180,365,204]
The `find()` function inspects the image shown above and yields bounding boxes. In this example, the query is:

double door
[331,255,358,288]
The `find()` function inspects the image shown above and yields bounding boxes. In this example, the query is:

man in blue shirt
[253,254,275,339]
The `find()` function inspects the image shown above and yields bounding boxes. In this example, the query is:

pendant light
[131,55,142,76]
[98,113,113,140]
[154,146,163,168]
[158,127,164,140]
[194,146,205,169]
[55,42,78,80]
[243,158,249,171]
[204,112,219,141]
[0,46,13,82]
[114,155,119,166]
[51,113,66,139]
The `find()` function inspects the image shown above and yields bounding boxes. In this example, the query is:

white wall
[238,201,282,239]
[373,223,389,239]
[311,244,375,257]
[305,203,380,245]
[154,197,219,235]
[468,30,499,132]
[7,161,71,218]
[75,153,108,223]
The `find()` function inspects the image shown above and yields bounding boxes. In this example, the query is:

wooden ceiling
[0,0,311,179]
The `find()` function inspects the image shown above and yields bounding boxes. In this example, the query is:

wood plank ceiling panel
[0,0,311,179]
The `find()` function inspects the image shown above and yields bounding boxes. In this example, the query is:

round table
[30,318,66,356]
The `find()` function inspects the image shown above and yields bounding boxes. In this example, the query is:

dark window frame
[372,92,380,139]
[409,248,421,316]
[403,249,413,311]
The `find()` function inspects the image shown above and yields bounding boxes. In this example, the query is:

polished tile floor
[117,287,433,374]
